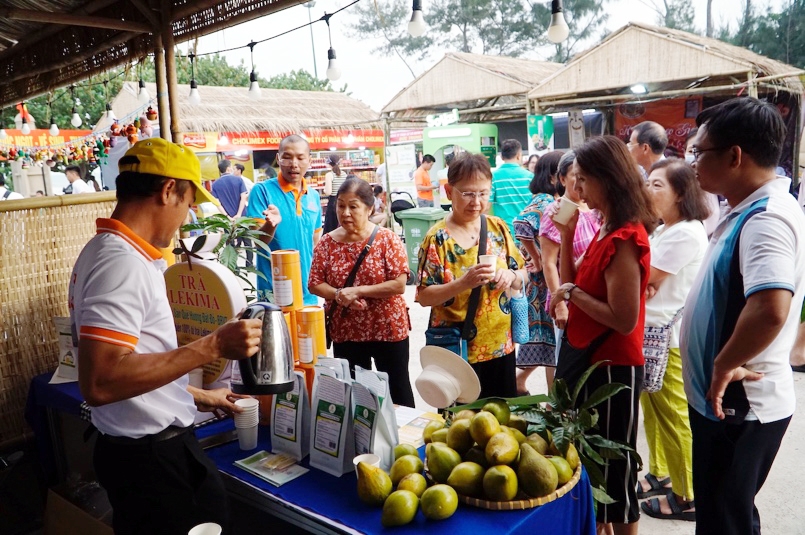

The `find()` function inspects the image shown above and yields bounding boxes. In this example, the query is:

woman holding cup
[417,153,527,399]
[549,136,656,534]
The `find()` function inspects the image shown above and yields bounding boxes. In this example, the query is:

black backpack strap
[2,189,10,199]
[462,215,486,341]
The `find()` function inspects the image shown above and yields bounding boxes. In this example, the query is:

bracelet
[334,288,342,304]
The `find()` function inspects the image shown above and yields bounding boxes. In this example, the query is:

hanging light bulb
[138,79,150,104]
[408,0,427,37]
[49,122,59,136]
[106,103,116,121]
[326,48,341,81]
[0,128,6,140]
[71,108,82,128]
[188,53,201,105]
[247,42,261,100]
[21,117,30,135]
[47,97,59,136]
[546,0,570,44]
[0,108,6,139]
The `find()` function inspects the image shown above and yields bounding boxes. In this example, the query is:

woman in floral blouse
[416,153,527,399]
[309,178,414,407]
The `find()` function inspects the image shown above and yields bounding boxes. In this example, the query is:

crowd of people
[67,96,804,533]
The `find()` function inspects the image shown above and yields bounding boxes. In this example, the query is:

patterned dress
[512,193,556,367]
[416,216,524,365]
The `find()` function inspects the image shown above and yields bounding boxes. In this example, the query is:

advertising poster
[527,115,555,154]
[614,97,702,158]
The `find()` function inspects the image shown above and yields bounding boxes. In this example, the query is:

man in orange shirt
[414,154,437,207]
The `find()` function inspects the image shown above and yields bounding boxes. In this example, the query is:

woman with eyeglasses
[416,153,527,399]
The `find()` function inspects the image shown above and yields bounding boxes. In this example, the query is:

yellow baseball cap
[118,138,218,205]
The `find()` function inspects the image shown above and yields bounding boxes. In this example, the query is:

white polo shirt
[71,179,95,194]
[69,218,196,438]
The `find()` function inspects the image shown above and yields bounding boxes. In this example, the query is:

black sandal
[641,491,695,522]
[636,473,672,499]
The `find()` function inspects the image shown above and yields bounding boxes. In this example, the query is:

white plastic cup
[237,424,259,450]
[552,197,580,225]
[188,523,222,535]
[478,254,497,270]
[353,453,381,474]
[233,398,259,429]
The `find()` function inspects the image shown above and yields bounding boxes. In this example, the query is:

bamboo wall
[0,192,116,449]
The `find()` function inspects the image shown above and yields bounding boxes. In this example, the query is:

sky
[194,0,785,112]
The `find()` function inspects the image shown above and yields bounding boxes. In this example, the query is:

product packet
[50,317,78,383]
[353,367,400,471]
[315,357,351,380]
[309,368,355,477]
[270,371,310,461]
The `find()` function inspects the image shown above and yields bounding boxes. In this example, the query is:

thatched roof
[97,81,381,134]
[0,0,305,109]
[382,52,562,119]
[529,22,804,106]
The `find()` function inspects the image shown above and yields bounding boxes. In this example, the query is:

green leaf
[551,426,569,456]
[507,393,550,406]
[550,379,571,412]
[585,435,636,453]
[571,362,605,405]
[219,244,239,271]
[591,486,616,505]
[599,447,626,460]
[579,437,604,465]
[577,408,594,430]
[580,452,606,487]
[579,383,629,411]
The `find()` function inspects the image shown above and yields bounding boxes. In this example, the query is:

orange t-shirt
[414,166,433,201]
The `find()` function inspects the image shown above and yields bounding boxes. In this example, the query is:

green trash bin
[396,207,447,278]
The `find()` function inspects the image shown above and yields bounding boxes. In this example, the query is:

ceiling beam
[128,0,160,28]
[0,7,151,33]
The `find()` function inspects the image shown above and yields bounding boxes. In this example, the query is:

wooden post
[154,33,170,141]
[748,72,758,99]
[161,0,181,143]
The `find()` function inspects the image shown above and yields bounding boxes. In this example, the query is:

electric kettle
[230,302,295,395]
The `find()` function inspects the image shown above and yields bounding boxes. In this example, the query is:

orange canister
[295,306,327,367]
[284,311,299,365]
[271,250,304,311]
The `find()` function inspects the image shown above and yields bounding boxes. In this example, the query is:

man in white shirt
[681,97,804,535]
[0,176,24,200]
[627,121,667,179]
[65,165,95,194]
[70,138,265,534]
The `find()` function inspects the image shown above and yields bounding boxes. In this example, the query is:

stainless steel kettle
[230,302,295,395]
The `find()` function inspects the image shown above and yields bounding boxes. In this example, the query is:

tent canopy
[0,0,305,109]
[101,81,381,134]
[528,22,804,109]
[382,52,562,123]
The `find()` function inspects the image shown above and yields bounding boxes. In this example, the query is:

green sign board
[480,145,497,167]
[527,115,555,153]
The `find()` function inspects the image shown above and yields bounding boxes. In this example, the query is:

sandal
[641,491,695,522]
[636,473,672,499]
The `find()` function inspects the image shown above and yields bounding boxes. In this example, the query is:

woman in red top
[309,178,414,407]
[549,136,656,535]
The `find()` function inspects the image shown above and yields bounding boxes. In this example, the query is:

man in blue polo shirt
[247,135,322,306]
[490,139,533,237]
[681,97,805,535]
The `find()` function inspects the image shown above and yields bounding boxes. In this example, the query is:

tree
[743,0,805,67]
[264,70,339,91]
[642,0,696,32]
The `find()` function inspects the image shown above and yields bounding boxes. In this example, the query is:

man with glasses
[246,134,322,305]
[681,97,804,535]
[627,121,667,179]
[490,139,533,237]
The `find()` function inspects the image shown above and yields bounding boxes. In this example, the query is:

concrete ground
[398,285,805,535]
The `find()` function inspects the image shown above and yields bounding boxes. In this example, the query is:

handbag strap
[332,224,380,318]
[668,307,684,328]
[461,215,486,341]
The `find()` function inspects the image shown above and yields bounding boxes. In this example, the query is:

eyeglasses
[690,146,728,161]
[454,189,490,201]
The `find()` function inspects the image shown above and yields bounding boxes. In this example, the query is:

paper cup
[353,453,381,474]
[237,424,259,450]
[188,523,222,535]
[233,398,259,429]
[552,197,579,225]
[478,254,497,270]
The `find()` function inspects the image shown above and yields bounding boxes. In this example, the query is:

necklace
[447,215,480,245]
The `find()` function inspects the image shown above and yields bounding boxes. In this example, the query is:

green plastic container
[396,207,447,275]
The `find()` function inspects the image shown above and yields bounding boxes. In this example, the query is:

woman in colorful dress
[417,153,527,399]
[309,178,415,407]
[512,150,564,396]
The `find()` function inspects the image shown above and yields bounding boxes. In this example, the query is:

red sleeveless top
[566,222,651,367]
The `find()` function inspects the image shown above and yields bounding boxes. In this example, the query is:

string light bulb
[71,109,82,128]
[248,42,261,100]
[48,97,59,136]
[103,80,115,120]
[408,0,427,37]
[546,0,570,44]
[0,108,6,139]
[138,79,150,104]
[188,54,201,105]
[21,116,30,135]
[323,14,341,81]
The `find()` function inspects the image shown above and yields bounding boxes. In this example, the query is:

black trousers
[471,351,517,400]
[235,236,253,267]
[689,407,790,535]
[333,338,416,407]
[94,429,229,535]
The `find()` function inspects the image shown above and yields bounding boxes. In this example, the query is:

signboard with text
[181,129,385,152]
[0,129,94,148]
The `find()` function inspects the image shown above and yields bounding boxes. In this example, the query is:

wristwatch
[563,284,577,301]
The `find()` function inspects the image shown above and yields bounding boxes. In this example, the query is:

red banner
[182,129,385,152]
[390,129,423,144]
[613,97,702,157]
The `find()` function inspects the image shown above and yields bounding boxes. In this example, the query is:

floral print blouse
[416,215,524,364]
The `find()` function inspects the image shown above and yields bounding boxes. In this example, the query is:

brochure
[234,450,309,487]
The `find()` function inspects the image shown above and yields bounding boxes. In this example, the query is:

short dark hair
[447,153,492,185]
[234,163,245,173]
[529,150,563,196]
[685,127,698,145]
[65,165,81,177]
[649,158,711,222]
[279,134,310,153]
[575,136,657,233]
[116,171,192,203]
[372,184,384,196]
[336,177,374,210]
[633,121,668,155]
[501,139,522,160]
[444,153,455,166]
[218,160,231,175]
[422,154,436,164]
[696,97,786,169]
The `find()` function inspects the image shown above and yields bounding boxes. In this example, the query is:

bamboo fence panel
[0,192,116,448]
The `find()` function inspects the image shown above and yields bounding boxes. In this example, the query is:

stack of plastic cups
[234,398,259,450]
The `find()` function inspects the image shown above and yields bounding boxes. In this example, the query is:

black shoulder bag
[424,215,487,360]
[325,225,380,348]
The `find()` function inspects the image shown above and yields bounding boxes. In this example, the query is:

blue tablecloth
[27,372,597,534]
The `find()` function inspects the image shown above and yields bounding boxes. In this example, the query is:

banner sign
[614,97,702,158]
[527,115,555,154]
[182,129,385,152]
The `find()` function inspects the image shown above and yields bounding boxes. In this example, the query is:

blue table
[27,372,597,534]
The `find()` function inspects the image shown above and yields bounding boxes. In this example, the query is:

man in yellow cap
[69,138,263,534]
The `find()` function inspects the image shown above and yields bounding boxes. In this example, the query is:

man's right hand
[262,205,281,228]
[211,318,263,361]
